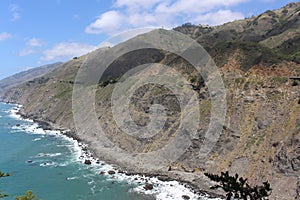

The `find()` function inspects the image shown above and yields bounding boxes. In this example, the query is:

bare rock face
[274,131,300,175]
[229,157,250,178]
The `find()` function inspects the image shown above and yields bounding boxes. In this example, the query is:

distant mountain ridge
[0,62,62,96]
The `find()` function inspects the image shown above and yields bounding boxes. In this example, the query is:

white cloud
[10,4,21,21]
[156,0,248,14]
[0,32,12,41]
[27,38,43,47]
[194,10,244,26]
[19,49,35,56]
[85,0,248,35]
[85,11,125,34]
[100,27,157,46]
[42,42,98,61]
[99,41,115,48]
[114,0,164,11]
[127,12,174,28]
[19,38,44,56]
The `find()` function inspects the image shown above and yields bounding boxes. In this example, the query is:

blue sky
[0,0,296,79]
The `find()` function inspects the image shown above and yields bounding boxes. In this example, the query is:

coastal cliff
[2,2,300,199]
[0,62,62,97]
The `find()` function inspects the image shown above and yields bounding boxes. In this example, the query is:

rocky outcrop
[274,121,300,175]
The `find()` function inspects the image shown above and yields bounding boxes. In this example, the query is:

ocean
[0,102,219,200]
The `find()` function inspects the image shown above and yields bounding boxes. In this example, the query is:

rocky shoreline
[5,101,224,200]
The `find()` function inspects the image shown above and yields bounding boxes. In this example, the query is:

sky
[0,0,297,79]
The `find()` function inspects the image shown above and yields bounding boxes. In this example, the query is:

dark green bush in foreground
[0,171,9,199]
[205,171,272,200]
[0,171,40,200]
[15,191,39,200]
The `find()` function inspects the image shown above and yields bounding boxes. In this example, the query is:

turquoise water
[0,102,149,200]
[0,102,218,200]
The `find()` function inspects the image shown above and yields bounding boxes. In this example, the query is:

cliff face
[2,2,300,199]
[213,61,300,199]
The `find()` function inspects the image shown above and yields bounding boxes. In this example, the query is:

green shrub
[265,10,277,18]
[205,171,272,200]
[0,171,40,200]
[270,77,288,85]
[16,191,40,200]
[282,9,288,14]
[0,171,9,199]
[98,77,119,87]
[292,80,299,86]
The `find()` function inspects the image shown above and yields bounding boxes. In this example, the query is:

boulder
[244,96,254,103]
[84,160,92,165]
[108,170,116,175]
[144,184,153,190]
[182,195,190,200]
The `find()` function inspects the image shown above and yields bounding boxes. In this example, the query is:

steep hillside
[2,2,300,199]
[2,57,87,129]
[174,2,300,69]
[0,62,62,96]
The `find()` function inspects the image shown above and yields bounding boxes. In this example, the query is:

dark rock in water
[27,160,33,163]
[84,160,92,165]
[108,170,116,175]
[16,124,21,127]
[182,195,190,200]
[157,175,172,181]
[125,172,135,176]
[99,171,105,175]
[33,119,51,130]
[144,184,153,190]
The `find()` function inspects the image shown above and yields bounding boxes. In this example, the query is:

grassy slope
[174,2,300,67]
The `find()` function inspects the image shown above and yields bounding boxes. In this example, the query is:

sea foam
[8,105,221,200]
